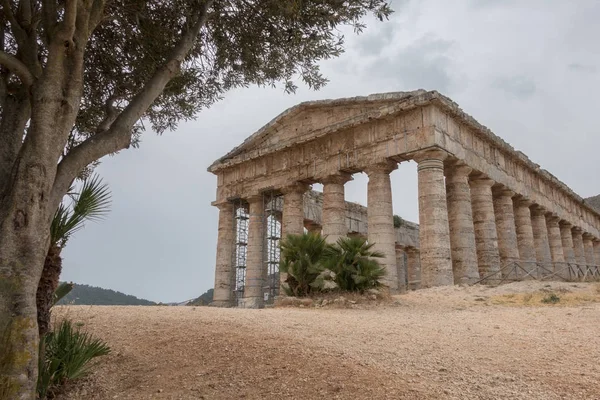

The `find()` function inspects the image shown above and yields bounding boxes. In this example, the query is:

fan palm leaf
[50,175,111,248]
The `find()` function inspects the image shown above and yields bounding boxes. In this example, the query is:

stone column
[395,246,407,293]
[492,188,520,281]
[280,183,309,291]
[546,215,567,279]
[445,163,480,284]
[211,202,235,307]
[281,183,309,237]
[470,175,501,283]
[243,195,264,308]
[414,149,453,288]
[513,197,537,279]
[321,173,352,244]
[530,205,553,278]
[366,161,399,292]
[582,233,595,271]
[559,221,577,280]
[405,247,421,290]
[594,239,600,267]
[572,227,586,270]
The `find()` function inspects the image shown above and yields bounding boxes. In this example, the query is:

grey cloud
[468,0,518,9]
[492,76,536,99]
[354,21,397,57]
[568,63,598,74]
[364,35,456,93]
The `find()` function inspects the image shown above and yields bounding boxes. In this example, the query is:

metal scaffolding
[232,199,249,307]
[263,191,283,304]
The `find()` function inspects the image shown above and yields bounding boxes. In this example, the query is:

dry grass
[275,288,393,309]
[490,283,600,307]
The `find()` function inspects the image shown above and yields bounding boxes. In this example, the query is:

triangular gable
[207,90,434,172]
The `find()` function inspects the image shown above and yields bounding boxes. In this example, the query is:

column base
[239,297,264,309]
[209,300,234,308]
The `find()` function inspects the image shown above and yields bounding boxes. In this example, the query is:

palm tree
[279,233,328,297]
[322,236,385,292]
[36,175,111,336]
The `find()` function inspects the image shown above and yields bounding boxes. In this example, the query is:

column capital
[593,237,600,244]
[559,220,573,229]
[212,200,234,210]
[582,232,595,240]
[444,161,472,180]
[546,214,561,225]
[513,196,533,208]
[413,148,448,163]
[529,204,547,217]
[491,185,515,198]
[280,182,310,195]
[364,160,398,176]
[320,172,353,185]
[469,173,495,188]
[572,226,583,234]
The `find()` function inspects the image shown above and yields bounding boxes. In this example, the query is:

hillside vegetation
[186,289,214,306]
[57,283,155,306]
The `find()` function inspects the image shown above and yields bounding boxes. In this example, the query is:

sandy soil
[55,281,600,400]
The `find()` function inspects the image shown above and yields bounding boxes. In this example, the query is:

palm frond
[50,175,111,247]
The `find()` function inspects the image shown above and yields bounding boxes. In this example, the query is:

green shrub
[541,293,560,304]
[279,234,386,296]
[323,236,385,292]
[279,233,327,297]
[309,269,338,291]
[37,319,111,399]
[393,215,404,228]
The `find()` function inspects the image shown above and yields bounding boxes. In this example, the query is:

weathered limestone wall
[301,190,420,249]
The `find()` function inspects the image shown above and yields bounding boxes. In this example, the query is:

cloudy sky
[62,0,600,303]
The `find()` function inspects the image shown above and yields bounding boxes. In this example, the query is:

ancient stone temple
[208,90,600,308]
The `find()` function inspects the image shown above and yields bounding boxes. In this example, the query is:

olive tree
[0,0,392,397]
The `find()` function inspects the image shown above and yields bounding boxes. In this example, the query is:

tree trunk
[0,227,49,400]
[36,245,63,338]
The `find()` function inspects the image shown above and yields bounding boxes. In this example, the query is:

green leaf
[51,174,112,247]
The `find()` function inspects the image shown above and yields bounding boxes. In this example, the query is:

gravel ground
[55,281,600,400]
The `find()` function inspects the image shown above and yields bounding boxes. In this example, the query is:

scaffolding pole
[232,199,249,307]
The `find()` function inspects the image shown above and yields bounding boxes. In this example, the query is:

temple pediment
[208,89,439,172]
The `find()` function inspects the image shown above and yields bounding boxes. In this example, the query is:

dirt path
[56,282,600,400]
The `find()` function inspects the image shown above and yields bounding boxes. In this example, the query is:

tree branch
[50,0,214,210]
[41,0,58,43]
[59,0,78,42]
[87,0,106,37]
[0,50,34,86]
[1,0,27,45]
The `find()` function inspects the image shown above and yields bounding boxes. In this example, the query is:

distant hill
[186,288,214,306]
[585,195,600,213]
[57,283,156,306]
